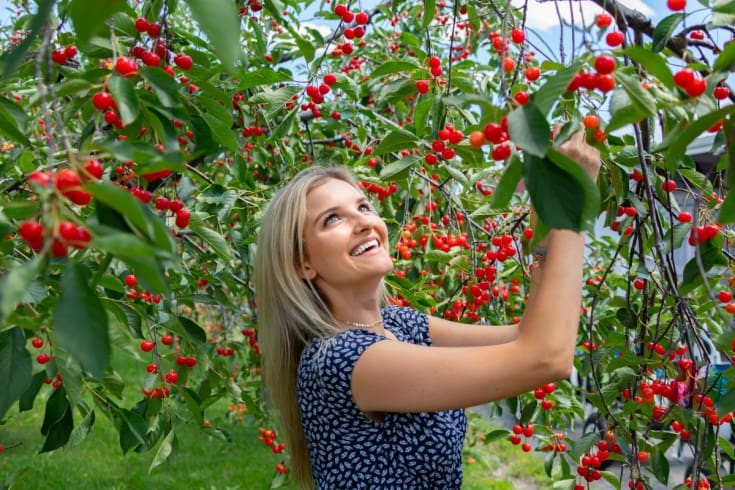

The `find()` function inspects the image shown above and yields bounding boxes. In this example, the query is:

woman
[255,130,600,489]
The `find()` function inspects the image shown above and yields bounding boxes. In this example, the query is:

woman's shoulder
[381,305,430,345]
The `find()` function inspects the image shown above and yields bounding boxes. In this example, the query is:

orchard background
[1,0,734,488]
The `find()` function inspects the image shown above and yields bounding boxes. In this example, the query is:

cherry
[140,340,155,352]
[416,80,429,94]
[64,45,77,59]
[513,91,529,105]
[596,74,616,93]
[510,28,525,44]
[125,274,137,287]
[637,450,650,463]
[354,11,368,24]
[83,159,104,179]
[28,170,52,188]
[673,68,695,88]
[92,92,114,111]
[677,211,692,223]
[521,442,531,452]
[502,57,515,72]
[524,66,540,82]
[164,370,179,384]
[37,353,51,364]
[175,209,191,228]
[662,179,676,192]
[583,115,599,129]
[147,22,161,38]
[115,56,138,77]
[134,17,149,33]
[713,86,730,100]
[19,220,43,242]
[596,12,613,29]
[685,78,706,97]
[323,73,337,86]
[689,30,705,40]
[142,51,161,67]
[594,55,616,75]
[31,337,44,348]
[51,50,67,64]
[491,143,511,161]
[174,53,193,70]
[468,131,485,149]
[161,335,174,345]
[718,291,733,303]
[483,122,504,144]
[605,31,624,47]
[667,0,686,10]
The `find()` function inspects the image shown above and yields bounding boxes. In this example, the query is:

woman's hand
[554,129,602,182]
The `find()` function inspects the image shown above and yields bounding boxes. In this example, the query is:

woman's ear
[296,261,317,280]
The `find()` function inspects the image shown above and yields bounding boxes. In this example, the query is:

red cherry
[168,199,184,212]
[161,335,174,345]
[63,45,77,59]
[491,143,511,161]
[513,91,529,105]
[594,55,616,75]
[521,442,531,452]
[115,56,138,77]
[502,57,515,72]
[525,66,540,82]
[583,115,600,129]
[673,68,695,88]
[354,11,369,24]
[36,353,51,364]
[135,17,149,33]
[164,370,179,384]
[662,179,676,192]
[718,291,733,303]
[83,159,104,179]
[125,274,137,288]
[147,22,161,38]
[713,86,730,100]
[689,30,705,40]
[175,209,191,228]
[323,73,337,86]
[19,220,44,242]
[173,53,193,70]
[483,122,505,144]
[416,80,429,94]
[596,13,613,29]
[142,51,161,67]
[637,450,650,463]
[605,31,624,47]
[685,78,706,97]
[510,28,525,44]
[92,92,114,111]
[51,50,67,64]
[667,0,686,10]
[31,337,44,349]
[28,170,52,188]
[677,211,692,223]
[140,340,155,352]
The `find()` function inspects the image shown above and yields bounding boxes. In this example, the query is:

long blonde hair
[254,165,363,488]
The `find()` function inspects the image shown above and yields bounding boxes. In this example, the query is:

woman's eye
[324,213,339,225]
[359,203,373,213]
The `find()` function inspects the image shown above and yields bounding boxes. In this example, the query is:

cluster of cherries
[330,4,370,57]
[257,427,288,474]
[124,274,162,304]
[574,439,619,487]
[50,44,78,65]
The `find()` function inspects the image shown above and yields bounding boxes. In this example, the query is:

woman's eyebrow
[313,206,338,226]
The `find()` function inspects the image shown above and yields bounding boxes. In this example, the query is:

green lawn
[1,355,550,489]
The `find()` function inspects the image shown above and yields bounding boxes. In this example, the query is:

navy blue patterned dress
[297,306,467,489]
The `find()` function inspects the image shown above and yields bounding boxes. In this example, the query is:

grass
[1,356,551,489]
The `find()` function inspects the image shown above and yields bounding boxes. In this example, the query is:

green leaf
[534,61,582,116]
[285,24,315,62]
[107,75,141,126]
[185,0,242,72]
[0,0,54,78]
[238,68,292,90]
[19,371,45,412]
[54,262,110,380]
[188,213,233,261]
[119,407,148,454]
[615,71,657,117]
[413,95,433,139]
[713,0,735,14]
[69,0,127,45]
[85,182,152,238]
[657,105,735,172]
[621,46,675,90]
[67,406,95,449]
[0,328,32,419]
[203,113,238,152]
[379,154,421,180]
[651,445,670,484]
[681,238,728,293]
[1,257,42,320]
[526,150,600,231]
[491,156,524,209]
[149,429,176,473]
[140,67,182,108]
[482,429,511,443]
[40,387,74,453]
[422,0,436,27]
[0,95,30,145]
[714,38,735,72]
[91,231,163,258]
[652,13,684,53]
[370,60,421,79]
[507,102,550,158]
[424,250,452,264]
[373,129,420,156]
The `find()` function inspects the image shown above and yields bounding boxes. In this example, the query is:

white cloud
[514,0,655,31]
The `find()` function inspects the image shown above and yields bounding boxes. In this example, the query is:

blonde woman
[255,130,600,489]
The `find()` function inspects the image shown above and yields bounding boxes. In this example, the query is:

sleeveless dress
[297,306,467,489]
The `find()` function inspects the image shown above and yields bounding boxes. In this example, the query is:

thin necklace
[342,319,383,329]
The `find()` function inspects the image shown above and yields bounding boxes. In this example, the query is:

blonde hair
[254,165,364,489]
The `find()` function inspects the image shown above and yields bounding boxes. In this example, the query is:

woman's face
[299,178,393,293]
